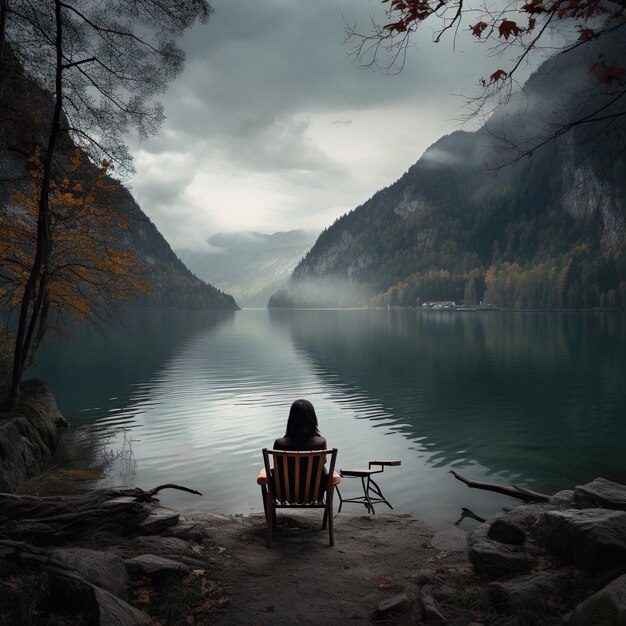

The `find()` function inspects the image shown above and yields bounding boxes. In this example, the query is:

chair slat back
[263,449,337,505]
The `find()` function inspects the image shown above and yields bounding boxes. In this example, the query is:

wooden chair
[256,448,341,547]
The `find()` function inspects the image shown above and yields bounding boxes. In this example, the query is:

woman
[273,399,327,451]
[271,399,329,502]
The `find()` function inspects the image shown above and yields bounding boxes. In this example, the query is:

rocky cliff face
[561,137,626,248]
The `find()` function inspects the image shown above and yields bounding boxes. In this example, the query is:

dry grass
[16,427,135,496]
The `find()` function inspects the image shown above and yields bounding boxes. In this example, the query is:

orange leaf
[385,20,408,32]
[521,0,545,13]
[498,19,523,40]
[489,69,508,83]
[577,27,595,41]
[589,61,625,85]
[470,21,488,38]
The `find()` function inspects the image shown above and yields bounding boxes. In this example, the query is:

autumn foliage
[0,150,150,365]
[374,0,626,88]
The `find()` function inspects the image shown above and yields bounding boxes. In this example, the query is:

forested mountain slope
[271,34,626,310]
[106,187,239,310]
[0,57,238,312]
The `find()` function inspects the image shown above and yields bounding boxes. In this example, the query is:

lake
[26,309,626,528]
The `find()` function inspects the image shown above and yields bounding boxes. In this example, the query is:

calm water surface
[27,309,626,527]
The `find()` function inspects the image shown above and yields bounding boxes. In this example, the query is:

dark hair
[285,399,320,439]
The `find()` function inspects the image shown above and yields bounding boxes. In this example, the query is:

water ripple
[26,310,626,524]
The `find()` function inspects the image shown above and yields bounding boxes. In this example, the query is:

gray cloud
[126,0,512,250]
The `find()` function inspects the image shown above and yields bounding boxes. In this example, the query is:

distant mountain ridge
[271,33,626,310]
[178,230,317,307]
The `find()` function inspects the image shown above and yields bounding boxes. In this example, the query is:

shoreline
[3,381,626,624]
[266,306,626,312]
[3,491,623,625]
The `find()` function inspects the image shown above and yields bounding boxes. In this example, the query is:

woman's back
[273,434,327,451]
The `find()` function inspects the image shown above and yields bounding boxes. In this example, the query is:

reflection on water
[29,310,236,423]
[27,310,626,525]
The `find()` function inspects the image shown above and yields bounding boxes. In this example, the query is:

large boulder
[138,507,180,533]
[93,587,152,626]
[51,548,128,596]
[129,535,192,557]
[566,574,626,625]
[124,554,189,580]
[0,379,69,492]
[468,522,532,577]
[489,569,589,614]
[535,508,626,571]
[547,489,576,507]
[487,518,526,545]
[574,478,626,511]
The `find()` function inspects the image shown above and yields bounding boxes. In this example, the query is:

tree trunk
[33,293,50,352]
[0,0,6,62]
[5,0,63,410]
[0,0,7,119]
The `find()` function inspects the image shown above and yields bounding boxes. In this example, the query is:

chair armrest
[257,468,268,485]
[370,459,401,466]
[331,470,341,486]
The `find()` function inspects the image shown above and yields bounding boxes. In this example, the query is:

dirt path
[192,511,475,625]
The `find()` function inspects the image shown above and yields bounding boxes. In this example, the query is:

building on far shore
[421,301,499,311]
[422,301,457,310]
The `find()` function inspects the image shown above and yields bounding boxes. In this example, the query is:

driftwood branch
[450,470,550,502]
[454,507,486,526]
[145,483,202,498]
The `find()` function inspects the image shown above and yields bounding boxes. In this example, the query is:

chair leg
[335,485,343,514]
[260,485,268,520]
[265,492,273,548]
[326,491,335,545]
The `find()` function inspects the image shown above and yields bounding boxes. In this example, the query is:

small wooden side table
[336,460,401,514]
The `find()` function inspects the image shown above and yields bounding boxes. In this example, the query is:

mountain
[0,55,238,312]
[107,187,239,310]
[178,230,317,307]
[270,34,626,310]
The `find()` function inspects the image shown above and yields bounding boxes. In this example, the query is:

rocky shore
[2,381,626,624]
[0,379,68,492]
[467,477,626,624]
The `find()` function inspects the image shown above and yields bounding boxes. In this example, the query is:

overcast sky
[125,0,502,252]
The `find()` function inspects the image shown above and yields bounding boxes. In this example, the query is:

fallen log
[450,470,550,503]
